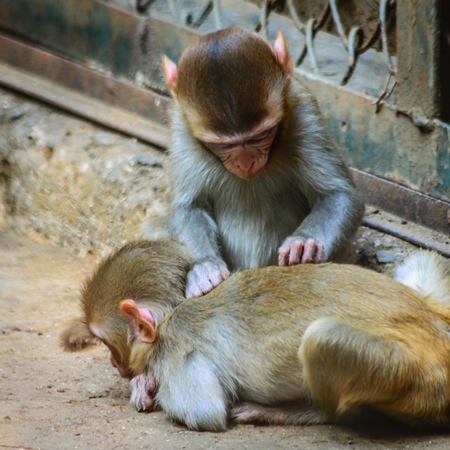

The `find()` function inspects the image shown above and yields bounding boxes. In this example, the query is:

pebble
[376,250,402,263]
[92,131,116,146]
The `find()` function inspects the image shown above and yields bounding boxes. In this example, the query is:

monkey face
[199,123,280,179]
[109,347,134,379]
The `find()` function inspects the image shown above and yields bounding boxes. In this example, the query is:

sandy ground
[1,83,450,450]
[1,226,450,450]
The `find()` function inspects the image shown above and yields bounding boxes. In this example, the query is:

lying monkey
[65,240,450,431]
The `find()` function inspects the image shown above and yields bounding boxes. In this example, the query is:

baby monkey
[163,27,365,298]
[72,240,450,431]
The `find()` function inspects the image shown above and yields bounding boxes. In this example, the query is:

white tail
[395,251,450,305]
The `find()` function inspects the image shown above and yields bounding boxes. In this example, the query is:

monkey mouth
[236,170,260,180]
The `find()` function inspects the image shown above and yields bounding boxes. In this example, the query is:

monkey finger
[301,239,318,264]
[186,275,215,298]
[278,251,288,266]
[130,374,155,412]
[288,241,304,266]
[135,393,154,412]
[141,394,154,412]
[186,283,205,298]
[207,268,226,288]
[221,268,231,280]
[313,243,325,264]
[278,243,293,266]
[147,373,157,394]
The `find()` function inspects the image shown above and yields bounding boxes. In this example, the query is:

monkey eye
[247,125,279,144]
[200,124,279,152]
[201,141,235,153]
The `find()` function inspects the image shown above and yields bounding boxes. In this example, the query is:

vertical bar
[441,0,450,123]
[396,0,441,118]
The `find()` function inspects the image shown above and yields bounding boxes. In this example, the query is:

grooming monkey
[74,239,450,431]
[163,27,365,297]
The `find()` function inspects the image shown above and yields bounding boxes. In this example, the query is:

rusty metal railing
[143,0,397,104]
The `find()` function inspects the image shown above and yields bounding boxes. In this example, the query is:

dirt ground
[1,225,450,450]
[1,87,450,449]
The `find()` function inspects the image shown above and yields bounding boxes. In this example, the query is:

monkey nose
[237,159,255,174]
[110,353,133,379]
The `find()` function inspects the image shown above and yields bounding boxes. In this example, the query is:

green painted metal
[396,0,441,118]
[299,70,450,205]
[0,0,143,77]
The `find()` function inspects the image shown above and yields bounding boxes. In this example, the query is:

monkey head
[163,27,294,180]
[79,240,194,380]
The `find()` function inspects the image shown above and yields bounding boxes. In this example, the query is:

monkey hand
[130,372,156,412]
[186,259,230,298]
[278,237,325,266]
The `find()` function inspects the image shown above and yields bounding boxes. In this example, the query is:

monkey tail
[395,250,450,306]
[60,317,99,351]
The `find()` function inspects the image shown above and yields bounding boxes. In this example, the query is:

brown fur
[174,27,287,135]
[73,240,450,431]
[60,319,98,351]
[60,240,195,355]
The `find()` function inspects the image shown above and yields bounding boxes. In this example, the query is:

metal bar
[0,0,144,78]
[212,0,225,29]
[363,214,450,258]
[351,168,450,235]
[396,0,441,118]
[0,61,170,148]
[0,32,171,124]
[380,0,396,75]
[0,29,171,148]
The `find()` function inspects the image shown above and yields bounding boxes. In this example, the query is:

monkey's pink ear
[120,299,156,343]
[162,56,178,91]
[273,31,293,81]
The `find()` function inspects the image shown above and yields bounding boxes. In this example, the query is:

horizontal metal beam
[0,0,146,79]
[352,168,450,235]
[0,32,170,147]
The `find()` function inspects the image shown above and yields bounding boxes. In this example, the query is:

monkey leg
[299,317,450,426]
[157,351,229,432]
[231,401,328,425]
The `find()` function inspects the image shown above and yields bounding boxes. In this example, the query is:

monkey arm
[169,204,230,298]
[156,351,229,431]
[279,188,364,265]
[276,83,364,265]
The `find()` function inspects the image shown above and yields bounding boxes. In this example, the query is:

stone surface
[2,228,450,450]
[0,87,169,259]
